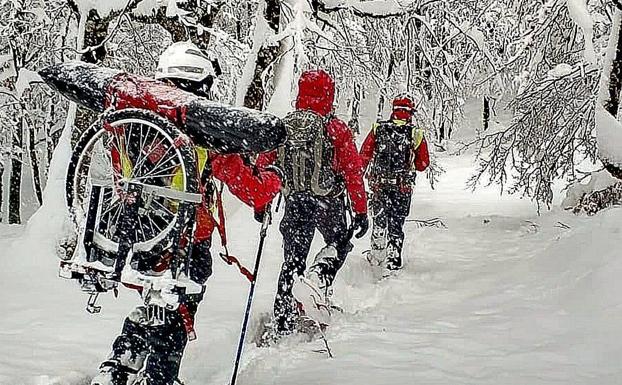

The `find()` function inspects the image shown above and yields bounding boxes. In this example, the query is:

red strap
[178,303,197,341]
[122,283,144,292]
[219,253,255,282]
[213,182,255,282]
[215,185,228,246]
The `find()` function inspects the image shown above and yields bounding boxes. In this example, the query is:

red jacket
[193,153,281,242]
[359,120,430,173]
[257,70,367,215]
[211,154,280,210]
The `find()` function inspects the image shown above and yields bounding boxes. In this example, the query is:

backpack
[277,110,343,197]
[370,121,424,179]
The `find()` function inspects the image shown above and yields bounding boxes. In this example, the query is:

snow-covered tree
[466,0,615,207]
[0,0,73,222]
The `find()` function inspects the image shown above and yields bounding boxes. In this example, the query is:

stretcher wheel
[66,108,200,255]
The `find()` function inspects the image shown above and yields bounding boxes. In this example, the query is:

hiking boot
[306,268,329,298]
[385,243,402,271]
[368,225,387,266]
[91,361,129,385]
[292,273,331,326]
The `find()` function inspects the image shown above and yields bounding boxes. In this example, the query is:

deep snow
[1,150,621,385]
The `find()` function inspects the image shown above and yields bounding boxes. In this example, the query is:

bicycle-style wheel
[66,108,200,257]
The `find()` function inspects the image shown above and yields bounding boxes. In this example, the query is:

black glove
[352,213,369,239]
[254,209,265,223]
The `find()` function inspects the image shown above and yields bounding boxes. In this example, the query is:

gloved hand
[352,213,369,239]
[254,209,265,223]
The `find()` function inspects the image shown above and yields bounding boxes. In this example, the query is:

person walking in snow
[359,95,430,271]
[92,42,282,385]
[256,69,369,335]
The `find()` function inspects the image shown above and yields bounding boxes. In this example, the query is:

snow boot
[295,315,327,341]
[385,243,402,271]
[292,245,337,329]
[252,312,281,347]
[91,360,130,385]
[367,225,387,266]
[292,270,331,327]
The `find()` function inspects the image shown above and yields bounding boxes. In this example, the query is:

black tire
[66,108,199,251]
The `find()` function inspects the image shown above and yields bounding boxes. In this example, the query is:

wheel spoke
[107,203,124,240]
[131,124,154,178]
[100,199,121,218]
[134,172,178,181]
[73,117,186,252]
[132,126,153,176]
[133,136,166,179]
[147,215,157,236]
[142,141,175,174]
[152,199,175,218]
[142,152,180,181]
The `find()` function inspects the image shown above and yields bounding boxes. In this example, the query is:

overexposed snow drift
[1,153,621,385]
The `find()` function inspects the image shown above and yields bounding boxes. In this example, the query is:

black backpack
[277,110,343,197]
[369,121,415,179]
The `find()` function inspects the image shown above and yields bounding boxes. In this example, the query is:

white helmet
[155,41,216,82]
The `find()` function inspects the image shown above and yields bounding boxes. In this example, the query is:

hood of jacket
[295,69,334,117]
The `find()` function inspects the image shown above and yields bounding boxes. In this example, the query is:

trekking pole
[344,193,356,241]
[229,205,271,385]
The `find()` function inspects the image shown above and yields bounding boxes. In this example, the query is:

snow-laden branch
[317,0,412,18]
[566,0,597,65]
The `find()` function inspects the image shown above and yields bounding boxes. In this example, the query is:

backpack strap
[411,127,425,150]
[372,120,392,135]
[213,181,255,283]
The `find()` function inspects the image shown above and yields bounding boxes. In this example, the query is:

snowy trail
[1,153,622,385]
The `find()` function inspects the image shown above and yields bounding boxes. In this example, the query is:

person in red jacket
[257,69,368,335]
[93,42,281,385]
[359,96,430,271]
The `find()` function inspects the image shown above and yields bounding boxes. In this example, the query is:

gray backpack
[277,110,342,196]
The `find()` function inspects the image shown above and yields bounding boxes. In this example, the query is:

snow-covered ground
[1,150,621,385]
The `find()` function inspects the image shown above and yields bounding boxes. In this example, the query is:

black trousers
[103,242,211,385]
[273,192,352,332]
[371,186,412,255]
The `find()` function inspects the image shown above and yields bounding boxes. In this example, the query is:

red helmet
[295,69,335,117]
[391,96,414,120]
[392,96,414,110]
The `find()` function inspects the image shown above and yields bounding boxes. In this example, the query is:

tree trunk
[81,9,110,63]
[438,103,446,141]
[244,45,281,109]
[447,107,455,139]
[0,164,4,222]
[376,54,396,119]
[597,10,622,180]
[9,118,23,224]
[46,103,57,167]
[348,83,362,134]
[483,96,490,131]
[603,23,622,116]
[243,0,281,110]
[28,125,43,206]
[376,93,385,120]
